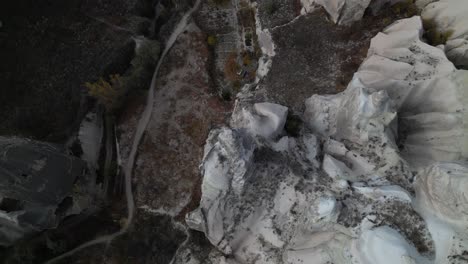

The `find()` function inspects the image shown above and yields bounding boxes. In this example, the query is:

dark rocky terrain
[0,0,197,263]
[0,0,187,141]
[1,0,138,141]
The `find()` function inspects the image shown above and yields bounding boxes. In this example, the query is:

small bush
[207,35,217,46]
[422,18,454,45]
[86,39,161,115]
[430,30,454,45]
[85,74,123,111]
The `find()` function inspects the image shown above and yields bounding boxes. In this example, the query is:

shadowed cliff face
[0,0,200,262]
[0,0,198,142]
[0,0,146,141]
[0,137,92,246]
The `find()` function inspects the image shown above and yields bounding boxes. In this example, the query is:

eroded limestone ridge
[178,16,468,264]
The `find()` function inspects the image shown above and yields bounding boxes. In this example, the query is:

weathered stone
[0,137,92,246]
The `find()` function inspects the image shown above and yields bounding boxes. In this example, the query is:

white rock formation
[301,0,408,25]
[181,14,468,264]
[253,1,275,82]
[352,226,431,264]
[445,39,468,67]
[300,0,316,15]
[231,102,288,139]
[301,0,371,24]
[421,0,468,67]
[413,162,468,263]
[77,109,103,169]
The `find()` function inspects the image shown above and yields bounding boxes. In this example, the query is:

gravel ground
[256,7,414,112]
[256,0,301,28]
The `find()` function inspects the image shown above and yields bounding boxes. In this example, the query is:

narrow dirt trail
[44,1,202,263]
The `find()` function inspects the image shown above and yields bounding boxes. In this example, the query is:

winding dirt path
[45,1,202,263]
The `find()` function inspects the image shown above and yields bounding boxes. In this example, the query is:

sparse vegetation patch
[85,39,160,113]
[85,74,123,112]
[423,18,454,45]
[391,0,418,17]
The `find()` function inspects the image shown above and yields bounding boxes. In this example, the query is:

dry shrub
[224,52,240,81]
[85,74,123,111]
[242,52,252,66]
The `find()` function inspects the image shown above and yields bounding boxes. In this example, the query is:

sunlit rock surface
[181,16,468,264]
[309,16,468,169]
[0,137,99,246]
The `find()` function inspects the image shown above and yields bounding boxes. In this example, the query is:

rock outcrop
[180,16,468,264]
[420,0,468,68]
[302,0,408,25]
[0,137,99,246]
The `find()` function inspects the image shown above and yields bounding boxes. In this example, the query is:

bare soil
[257,7,417,112]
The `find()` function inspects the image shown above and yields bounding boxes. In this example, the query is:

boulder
[0,137,97,246]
